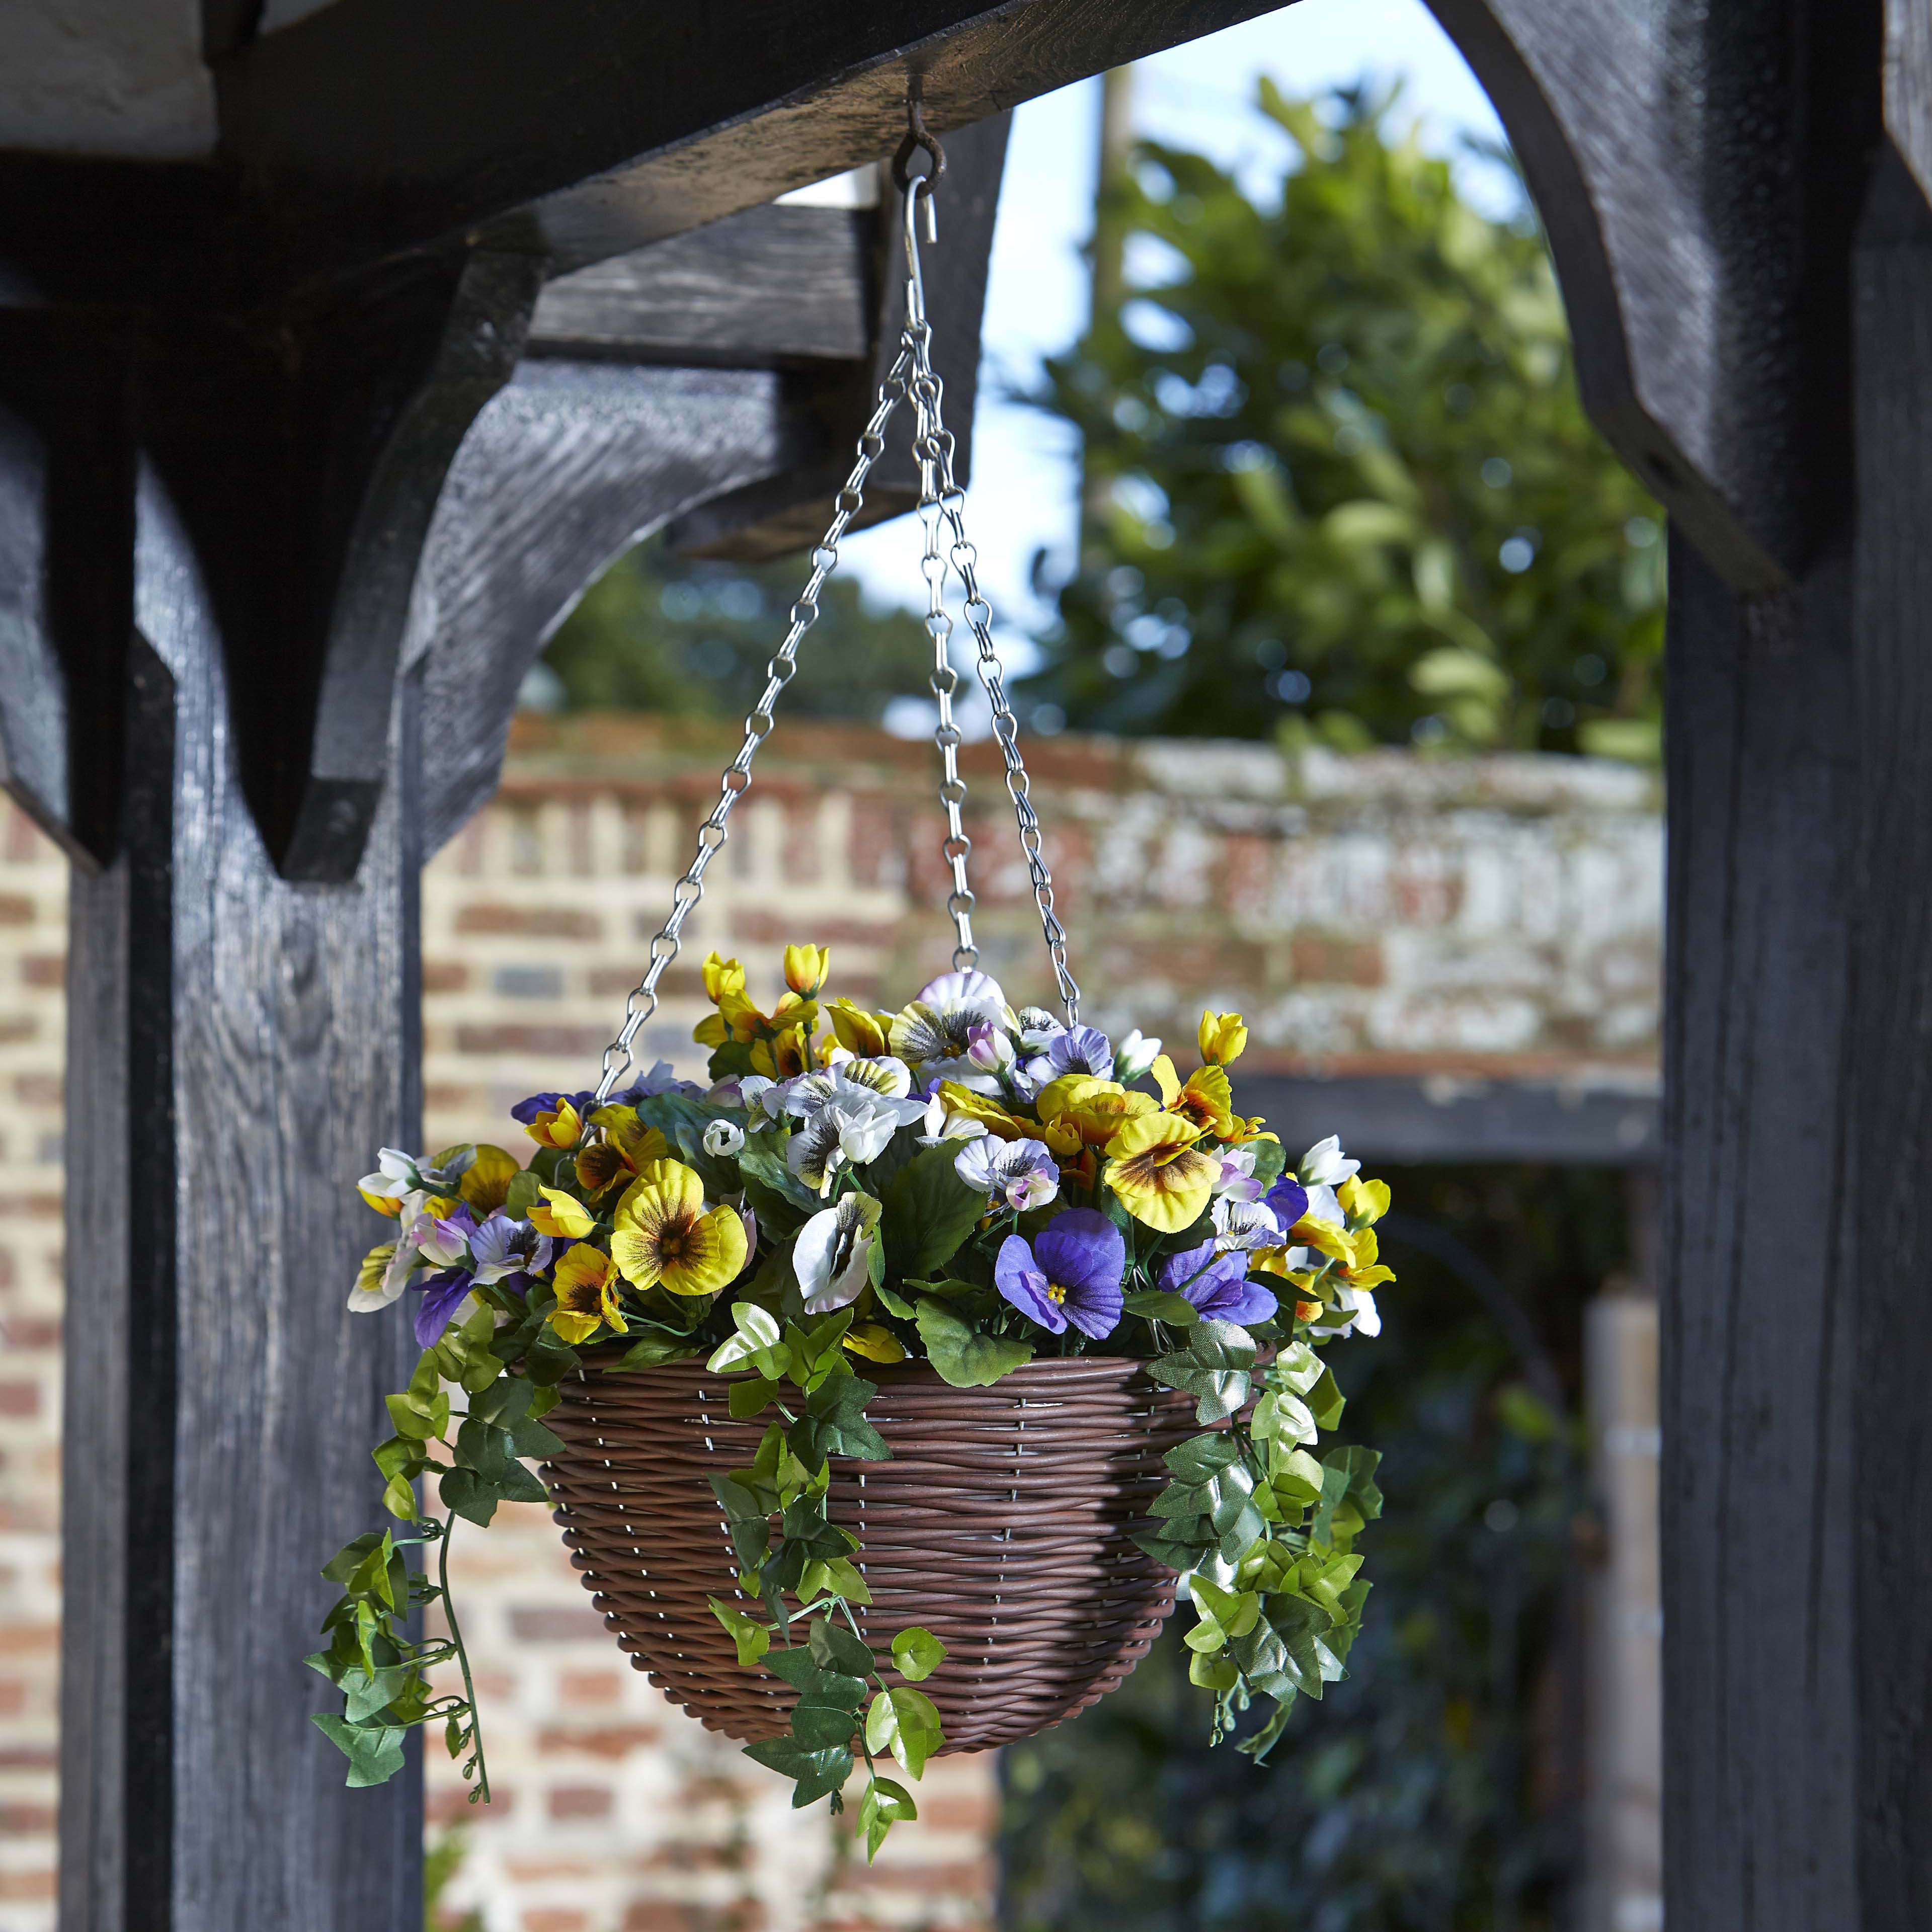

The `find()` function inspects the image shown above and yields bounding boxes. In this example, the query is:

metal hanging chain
[590,112,1080,1099]
[900,181,1083,1024]
[592,351,913,1101]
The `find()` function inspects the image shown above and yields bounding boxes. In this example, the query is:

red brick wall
[0,716,1663,1931]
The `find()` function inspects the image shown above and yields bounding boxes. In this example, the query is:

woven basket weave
[544,1355,1202,1753]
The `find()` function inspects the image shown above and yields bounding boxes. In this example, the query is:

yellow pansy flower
[529,1185,595,1240]
[843,1323,908,1364]
[355,1241,395,1298]
[609,1161,749,1299]
[1037,1074,1157,1151]
[1197,1010,1249,1066]
[825,998,892,1058]
[1339,1176,1392,1226]
[1221,1115,1276,1146]
[458,1144,521,1217]
[1296,1216,1358,1268]
[548,1245,626,1345]
[521,1097,583,1150]
[783,943,832,997]
[750,1023,816,1080]
[1104,1111,1219,1233]
[1151,1057,1236,1139]
[935,1081,1031,1142]
[702,951,747,1004]
[576,1109,671,1197]
[358,1186,404,1219]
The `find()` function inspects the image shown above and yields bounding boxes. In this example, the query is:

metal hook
[892,86,946,245]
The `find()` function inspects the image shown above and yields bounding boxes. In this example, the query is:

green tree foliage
[1001,1161,1628,1932]
[1023,86,1664,758]
[540,537,935,722]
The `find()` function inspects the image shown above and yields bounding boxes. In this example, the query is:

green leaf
[763,1645,869,1711]
[1308,1365,1346,1431]
[503,1168,542,1218]
[914,1298,1035,1388]
[881,1145,988,1280]
[742,1733,855,1807]
[1123,1289,1201,1326]
[873,1283,917,1320]
[437,1466,500,1528]
[380,1473,419,1519]
[809,1615,877,1681]
[858,1774,918,1861]
[1146,1320,1256,1423]
[310,1712,407,1788]
[613,1329,704,1371]
[708,1596,772,1668]
[738,1136,822,1213]
[789,1374,889,1471]
[1234,1697,1298,1763]
[729,1375,782,1421]
[890,1627,947,1683]
[709,1301,792,1377]
[803,1556,873,1606]
[863,1684,943,1780]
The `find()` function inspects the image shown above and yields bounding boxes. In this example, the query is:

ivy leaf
[864,1684,943,1780]
[890,1627,947,1683]
[801,1556,873,1606]
[914,1299,1035,1388]
[1146,1320,1256,1423]
[729,1375,782,1421]
[763,1645,869,1711]
[789,1375,889,1471]
[613,1328,705,1371]
[742,1733,855,1808]
[437,1466,500,1528]
[708,1596,771,1668]
[858,1774,918,1861]
[310,1713,408,1788]
[881,1146,988,1280]
[1122,1289,1201,1327]
[709,1302,792,1379]
[809,1615,877,1681]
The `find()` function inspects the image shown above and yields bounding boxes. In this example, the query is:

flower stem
[436,1511,490,1803]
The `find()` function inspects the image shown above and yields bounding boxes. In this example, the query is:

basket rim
[568,1347,1171,1397]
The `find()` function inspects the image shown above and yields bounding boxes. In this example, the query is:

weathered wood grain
[412,362,805,853]
[1849,141,1932,1929]
[58,462,424,1931]
[1661,542,1861,1932]
[211,0,1282,290]
[530,205,874,366]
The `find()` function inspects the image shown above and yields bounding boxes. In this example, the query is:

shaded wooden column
[59,500,428,1929]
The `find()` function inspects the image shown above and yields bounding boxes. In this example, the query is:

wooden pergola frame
[1,2,1923,1926]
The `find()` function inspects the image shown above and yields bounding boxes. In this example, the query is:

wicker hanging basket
[545,1356,1205,1751]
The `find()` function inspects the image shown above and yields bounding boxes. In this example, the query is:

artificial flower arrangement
[310,944,1391,1857]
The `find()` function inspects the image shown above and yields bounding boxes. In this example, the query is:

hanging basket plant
[307,131,1392,1859]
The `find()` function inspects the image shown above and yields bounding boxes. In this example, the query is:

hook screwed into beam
[892,83,946,242]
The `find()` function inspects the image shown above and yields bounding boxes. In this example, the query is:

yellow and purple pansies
[345,942,1394,1382]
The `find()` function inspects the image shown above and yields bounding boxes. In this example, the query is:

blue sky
[837,0,1511,685]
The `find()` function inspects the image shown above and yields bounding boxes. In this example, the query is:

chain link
[590,172,1081,1097]
[592,351,913,1101]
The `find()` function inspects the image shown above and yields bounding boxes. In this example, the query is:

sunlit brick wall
[0,716,1663,1932]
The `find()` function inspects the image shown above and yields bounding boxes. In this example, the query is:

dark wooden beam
[1653,6,1909,1931]
[59,510,424,1932]
[1234,1075,1659,1168]
[211,0,1279,286]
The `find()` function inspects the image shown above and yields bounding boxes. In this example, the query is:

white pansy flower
[794,1192,882,1313]
[703,1119,746,1157]
[1211,1196,1282,1253]
[1113,1029,1162,1084]
[1299,1135,1361,1187]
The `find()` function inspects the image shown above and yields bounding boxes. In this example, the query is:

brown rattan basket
[544,1354,1203,1753]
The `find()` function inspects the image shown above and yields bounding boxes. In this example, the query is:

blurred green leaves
[1023,84,1665,759]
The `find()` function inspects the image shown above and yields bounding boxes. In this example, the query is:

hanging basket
[545,1355,1204,1750]
[312,107,1388,1853]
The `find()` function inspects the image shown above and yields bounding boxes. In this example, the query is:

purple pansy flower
[467,1211,553,1285]
[955,1135,1061,1212]
[1158,1241,1279,1328]
[412,1266,475,1347]
[1264,1172,1310,1232]
[1042,1025,1115,1081]
[994,1208,1125,1339]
